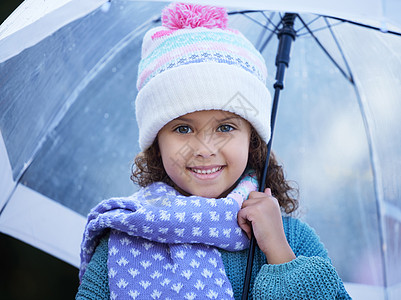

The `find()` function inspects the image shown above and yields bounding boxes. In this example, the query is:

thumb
[264,188,272,196]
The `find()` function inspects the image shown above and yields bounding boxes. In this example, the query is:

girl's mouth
[188,166,224,175]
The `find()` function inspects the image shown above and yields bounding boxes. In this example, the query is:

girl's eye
[174,125,192,134]
[217,124,234,133]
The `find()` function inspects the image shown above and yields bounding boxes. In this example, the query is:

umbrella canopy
[0,1,400,299]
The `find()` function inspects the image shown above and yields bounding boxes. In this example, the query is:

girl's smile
[157,110,251,198]
[188,165,223,175]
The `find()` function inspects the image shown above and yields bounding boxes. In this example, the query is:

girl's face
[158,110,251,198]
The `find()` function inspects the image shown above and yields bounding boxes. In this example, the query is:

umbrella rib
[296,20,344,37]
[323,17,355,83]
[255,11,278,49]
[325,15,390,294]
[258,18,283,53]
[295,15,344,37]
[261,11,280,30]
[295,15,321,34]
[351,82,390,300]
[233,11,276,33]
[0,184,17,216]
[328,16,401,37]
[297,15,353,83]
[255,18,271,50]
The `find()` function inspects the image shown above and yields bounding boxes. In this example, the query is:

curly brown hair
[131,126,298,214]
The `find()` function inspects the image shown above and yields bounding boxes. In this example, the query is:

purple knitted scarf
[80,172,257,299]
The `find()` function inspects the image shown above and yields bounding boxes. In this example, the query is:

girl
[77,3,351,299]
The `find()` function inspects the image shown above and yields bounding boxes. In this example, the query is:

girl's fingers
[238,188,281,244]
[241,189,276,209]
[237,211,252,239]
[238,188,296,263]
[264,188,272,196]
[241,191,264,207]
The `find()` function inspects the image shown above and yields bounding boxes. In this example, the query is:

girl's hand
[237,188,296,265]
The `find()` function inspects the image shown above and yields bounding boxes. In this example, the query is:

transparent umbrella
[0,1,400,299]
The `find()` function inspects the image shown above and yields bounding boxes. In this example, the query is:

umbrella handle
[241,13,296,300]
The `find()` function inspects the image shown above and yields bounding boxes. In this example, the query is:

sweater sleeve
[252,217,351,299]
[76,236,110,300]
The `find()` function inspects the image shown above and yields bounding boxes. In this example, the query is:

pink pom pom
[161,3,228,30]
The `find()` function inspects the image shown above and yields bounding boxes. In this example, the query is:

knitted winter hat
[135,3,272,150]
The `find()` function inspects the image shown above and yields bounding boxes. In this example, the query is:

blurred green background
[0,1,79,299]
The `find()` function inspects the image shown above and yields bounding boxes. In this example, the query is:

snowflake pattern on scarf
[80,172,258,299]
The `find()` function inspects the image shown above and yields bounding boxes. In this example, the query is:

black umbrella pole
[241,13,296,300]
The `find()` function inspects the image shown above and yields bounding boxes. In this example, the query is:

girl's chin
[185,190,223,198]
[173,184,236,199]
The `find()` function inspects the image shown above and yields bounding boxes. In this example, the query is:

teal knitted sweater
[76,217,351,299]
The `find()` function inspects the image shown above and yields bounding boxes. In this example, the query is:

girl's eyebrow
[174,117,192,122]
[219,116,241,122]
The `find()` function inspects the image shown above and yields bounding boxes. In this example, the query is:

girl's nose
[192,133,217,158]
